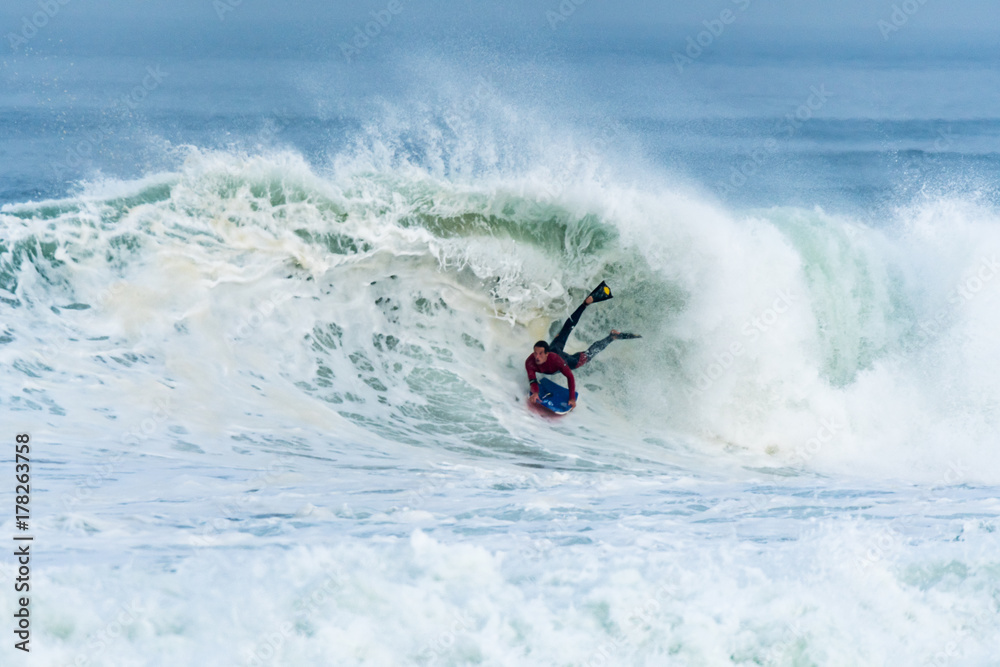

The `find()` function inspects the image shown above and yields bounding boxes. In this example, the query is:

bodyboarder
[525,281,640,409]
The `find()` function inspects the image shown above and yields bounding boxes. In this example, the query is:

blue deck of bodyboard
[534,377,576,415]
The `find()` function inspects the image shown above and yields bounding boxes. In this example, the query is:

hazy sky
[2,0,994,26]
[3,0,998,57]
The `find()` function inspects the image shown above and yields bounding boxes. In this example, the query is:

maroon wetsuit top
[525,352,575,398]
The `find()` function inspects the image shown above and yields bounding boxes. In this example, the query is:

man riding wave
[526,281,639,409]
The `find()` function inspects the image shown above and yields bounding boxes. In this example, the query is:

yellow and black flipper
[589,281,613,303]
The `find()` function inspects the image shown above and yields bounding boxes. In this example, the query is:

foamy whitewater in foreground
[2,19,1000,665]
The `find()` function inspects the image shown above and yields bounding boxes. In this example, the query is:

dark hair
[533,340,550,351]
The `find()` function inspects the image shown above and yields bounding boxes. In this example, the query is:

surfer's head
[533,341,549,364]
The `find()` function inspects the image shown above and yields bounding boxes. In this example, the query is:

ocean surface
[2,6,1000,665]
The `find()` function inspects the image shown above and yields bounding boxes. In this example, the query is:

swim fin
[589,281,613,303]
[613,332,641,340]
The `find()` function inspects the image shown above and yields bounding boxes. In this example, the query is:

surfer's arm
[557,358,576,400]
[525,356,540,395]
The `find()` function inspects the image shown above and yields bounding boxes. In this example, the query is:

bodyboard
[532,377,577,415]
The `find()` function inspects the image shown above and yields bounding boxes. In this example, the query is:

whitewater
[3,10,1000,666]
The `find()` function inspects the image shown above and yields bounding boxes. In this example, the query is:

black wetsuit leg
[580,335,615,364]
[550,299,620,370]
[549,301,589,354]
[555,334,615,370]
